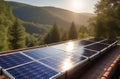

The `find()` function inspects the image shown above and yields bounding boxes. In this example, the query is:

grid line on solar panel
[65,40,94,46]
[83,39,106,48]
[70,48,98,58]
[23,47,66,60]
[7,62,58,79]
[100,39,117,45]
[50,40,95,53]
[87,37,105,42]
[5,61,34,70]
[0,53,32,69]
[20,40,99,73]
[85,43,109,51]
[84,48,98,52]
[39,55,87,72]
[20,52,59,72]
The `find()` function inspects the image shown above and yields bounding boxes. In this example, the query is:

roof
[101,55,120,79]
[78,44,120,79]
[0,76,4,79]
[0,37,119,79]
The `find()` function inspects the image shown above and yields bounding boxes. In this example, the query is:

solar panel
[87,37,104,42]
[0,53,32,69]
[7,62,58,79]
[39,55,86,72]
[23,47,65,60]
[51,40,94,52]
[100,39,117,45]
[0,37,117,79]
[50,44,68,50]
[65,40,94,49]
[85,43,109,51]
[71,48,98,57]
[79,40,94,45]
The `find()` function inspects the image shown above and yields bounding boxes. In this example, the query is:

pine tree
[68,22,77,40]
[78,25,88,38]
[59,27,68,41]
[91,0,120,39]
[44,22,60,44]
[0,0,14,51]
[61,30,68,41]
[9,18,26,49]
[79,25,87,34]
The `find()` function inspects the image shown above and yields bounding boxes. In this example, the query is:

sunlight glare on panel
[66,41,74,52]
[61,57,73,71]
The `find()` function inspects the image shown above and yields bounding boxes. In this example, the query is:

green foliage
[91,0,120,39]
[23,21,51,34]
[44,22,60,44]
[68,22,78,40]
[78,25,89,39]
[79,25,88,34]
[60,28,68,41]
[9,18,26,49]
[0,0,14,51]
[26,34,40,47]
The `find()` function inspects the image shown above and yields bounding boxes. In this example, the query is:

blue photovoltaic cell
[38,47,65,55]
[52,40,94,52]
[50,44,68,50]
[23,47,65,59]
[78,40,94,45]
[23,49,50,60]
[71,48,98,57]
[0,53,32,69]
[7,62,58,79]
[51,42,84,52]
[39,55,86,72]
[100,39,116,45]
[65,40,94,49]
[85,43,109,51]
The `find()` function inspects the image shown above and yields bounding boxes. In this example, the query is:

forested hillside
[7,1,94,28]
[23,22,51,34]
[0,1,92,51]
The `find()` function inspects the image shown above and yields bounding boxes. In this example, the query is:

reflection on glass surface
[61,57,73,71]
[71,46,84,56]
[66,41,74,52]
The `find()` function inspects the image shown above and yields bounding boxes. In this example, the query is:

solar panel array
[0,37,117,79]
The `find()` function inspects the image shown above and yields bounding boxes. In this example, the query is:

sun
[71,0,84,13]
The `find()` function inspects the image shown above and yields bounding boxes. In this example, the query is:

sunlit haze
[6,0,99,13]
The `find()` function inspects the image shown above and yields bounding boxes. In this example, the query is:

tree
[91,0,120,39]
[78,25,89,39]
[0,0,14,51]
[26,34,39,47]
[68,22,77,40]
[9,18,26,49]
[59,27,68,41]
[44,22,60,44]
[79,25,88,34]
[61,30,68,41]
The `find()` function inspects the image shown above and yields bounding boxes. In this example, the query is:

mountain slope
[7,1,94,28]
[23,21,51,34]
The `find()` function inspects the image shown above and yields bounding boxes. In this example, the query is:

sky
[6,0,99,13]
